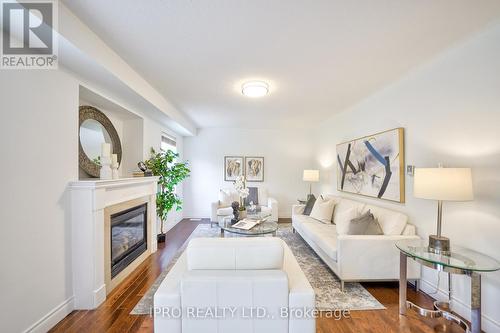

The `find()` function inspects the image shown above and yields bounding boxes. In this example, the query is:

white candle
[111,154,118,165]
[101,143,111,157]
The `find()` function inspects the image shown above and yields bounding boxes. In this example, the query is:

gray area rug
[131,223,384,314]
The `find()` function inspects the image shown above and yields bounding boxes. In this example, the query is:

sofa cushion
[310,196,336,223]
[299,221,338,261]
[335,207,360,235]
[187,238,284,270]
[363,205,408,235]
[332,198,365,224]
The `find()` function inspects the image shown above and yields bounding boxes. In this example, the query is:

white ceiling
[63,0,500,130]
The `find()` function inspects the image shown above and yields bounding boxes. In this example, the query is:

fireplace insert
[110,203,147,278]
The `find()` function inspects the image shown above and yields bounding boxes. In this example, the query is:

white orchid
[233,175,249,198]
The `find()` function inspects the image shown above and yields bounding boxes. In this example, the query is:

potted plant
[145,148,190,243]
[233,175,249,219]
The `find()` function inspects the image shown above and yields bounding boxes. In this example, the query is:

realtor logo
[1,0,58,69]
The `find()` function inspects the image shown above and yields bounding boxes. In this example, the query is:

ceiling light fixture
[241,81,269,98]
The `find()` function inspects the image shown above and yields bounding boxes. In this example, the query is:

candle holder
[111,163,119,179]
[100,155,112,180]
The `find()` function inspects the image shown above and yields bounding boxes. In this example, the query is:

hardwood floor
[51,219,464,333]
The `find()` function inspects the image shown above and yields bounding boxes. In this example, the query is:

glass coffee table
[219,211,278,237]
[397,240,500,333]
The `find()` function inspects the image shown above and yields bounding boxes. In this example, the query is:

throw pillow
[244,187,259,206]
[303,194,316,215]
[219,189,234,207]
[335,207,359,235]
[365,218,384,235]
[347,210,373,235]
[309,197,336,224]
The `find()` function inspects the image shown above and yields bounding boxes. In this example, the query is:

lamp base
[428,235,450,255]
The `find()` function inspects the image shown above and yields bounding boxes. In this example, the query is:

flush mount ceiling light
[241,81,269,98]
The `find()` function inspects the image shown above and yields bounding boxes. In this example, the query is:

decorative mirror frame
[79,105,122,178]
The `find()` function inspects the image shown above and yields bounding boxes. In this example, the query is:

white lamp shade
[303,170,319,182]
[414,168,473,201]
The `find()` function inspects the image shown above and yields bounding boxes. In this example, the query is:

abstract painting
[245,156,264,182]
[224,156,244,181]
[336,128,404,202]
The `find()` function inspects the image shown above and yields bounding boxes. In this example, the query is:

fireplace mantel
[69,177,159,309]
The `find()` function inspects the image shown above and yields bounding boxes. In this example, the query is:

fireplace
[110,203,148,278]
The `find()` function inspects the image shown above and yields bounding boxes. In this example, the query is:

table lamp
[414,166,473,255]
[303,170,319,199]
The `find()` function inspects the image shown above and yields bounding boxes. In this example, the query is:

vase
[239,209,247,219]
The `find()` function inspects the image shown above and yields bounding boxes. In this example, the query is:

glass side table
[396,240,500,333]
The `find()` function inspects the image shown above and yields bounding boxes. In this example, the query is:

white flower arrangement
[234,175,249,198]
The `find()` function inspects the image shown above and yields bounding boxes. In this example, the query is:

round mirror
[79,119,112,162]
[79,105,122,178]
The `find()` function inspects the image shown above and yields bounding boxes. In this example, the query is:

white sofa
[292,195,420,290]
[154,237,315,333]
[211,187,279,223]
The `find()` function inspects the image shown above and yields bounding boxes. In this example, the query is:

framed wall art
[336,128,404,203]
[245,156,264,182]
[224,156,244,181]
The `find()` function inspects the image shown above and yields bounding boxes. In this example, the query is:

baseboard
[419,278,500,332]
[94,284,106,307]
[23,296,74,333]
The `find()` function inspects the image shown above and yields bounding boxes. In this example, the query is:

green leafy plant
[145,148,190,237]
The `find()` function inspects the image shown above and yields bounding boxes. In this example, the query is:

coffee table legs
[220,228,225,238]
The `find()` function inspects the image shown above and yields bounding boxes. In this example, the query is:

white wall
[0,69,79,333]
[0,71,186,333]
[312,22,500,331]
[183,128,314,219]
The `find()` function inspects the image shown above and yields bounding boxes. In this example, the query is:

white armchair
[154,237,315,333]
[211,187,278,223]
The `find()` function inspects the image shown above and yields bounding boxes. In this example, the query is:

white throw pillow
[309,197,336,224]
[219,189,235,207]
[335,207,360,235]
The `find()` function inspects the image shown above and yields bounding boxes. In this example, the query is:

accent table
[396,240,500,333]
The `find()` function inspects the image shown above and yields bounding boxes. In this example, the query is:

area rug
[131,223,384,314]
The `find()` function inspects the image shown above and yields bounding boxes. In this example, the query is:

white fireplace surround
[69,177,159,309]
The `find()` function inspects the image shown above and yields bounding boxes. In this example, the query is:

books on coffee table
[232,218,267,230]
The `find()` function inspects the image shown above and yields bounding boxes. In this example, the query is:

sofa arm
[291,204,305,216]
[210,201,220,222]
[153,253,188,333]
[283,244,315,333]
[267,197,278,222]
[336,235,421,281]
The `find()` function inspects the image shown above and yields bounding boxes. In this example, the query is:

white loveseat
[292,195,420,290]
[154,238,315,333]
[211,188,279,223]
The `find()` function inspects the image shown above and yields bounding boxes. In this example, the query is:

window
[160,133,176,153]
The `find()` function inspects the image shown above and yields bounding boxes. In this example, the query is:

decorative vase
[99,155,112,180]
[238,209,247,219]
[111,163,119,179]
